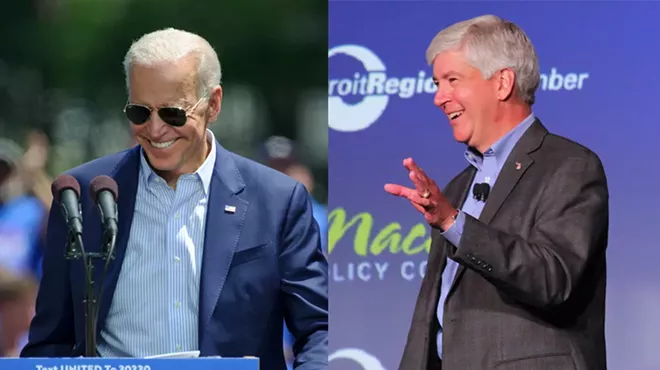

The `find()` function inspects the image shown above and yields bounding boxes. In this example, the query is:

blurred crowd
[0,133,327,369]
[0,131,52,357]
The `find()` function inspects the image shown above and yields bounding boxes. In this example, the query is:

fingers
[384,183,412,197]
[410,202,427,214]
[409,193,432,208]
[384,184,432,208]
[408,171,426,192]
[385,157,439,215]
[403,157,420,177]
[403,158,431,190]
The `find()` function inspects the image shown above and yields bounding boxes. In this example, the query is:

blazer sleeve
[447,153,608,309]
[20,199,76,357]
[279,182,328,370]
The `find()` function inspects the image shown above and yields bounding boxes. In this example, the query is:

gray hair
[123,28,222,99]
[426,15,540,105]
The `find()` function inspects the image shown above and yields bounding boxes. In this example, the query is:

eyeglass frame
[122,91,210,126]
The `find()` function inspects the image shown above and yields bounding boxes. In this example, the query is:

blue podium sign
[0,357,259,370]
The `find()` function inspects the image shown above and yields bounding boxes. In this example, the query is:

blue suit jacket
[21,143,328,369]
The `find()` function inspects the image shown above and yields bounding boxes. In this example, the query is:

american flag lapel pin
[224,205,236,214]
[515,162,522,170]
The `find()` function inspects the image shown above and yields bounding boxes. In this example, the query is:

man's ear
[495,68,516,101]
[206,85,223,123]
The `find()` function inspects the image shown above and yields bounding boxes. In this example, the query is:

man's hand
[384,157,458,230]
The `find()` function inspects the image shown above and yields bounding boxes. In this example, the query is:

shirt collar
[464,113,536,169]
[139,129,217,195]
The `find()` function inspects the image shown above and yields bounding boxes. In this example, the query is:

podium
[0,357,259,370]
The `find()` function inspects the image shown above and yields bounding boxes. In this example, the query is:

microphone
[51,175,83,235]
[51,175,84,258]
[50,175,120,358]
[84,176,119,358]
[473,182,490,202]
[89,175,119,258]
[52,175,95,357]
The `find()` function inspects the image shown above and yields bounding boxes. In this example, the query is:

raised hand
[384,157,457,230]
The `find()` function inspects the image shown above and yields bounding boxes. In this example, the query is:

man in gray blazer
[385,15,608,370]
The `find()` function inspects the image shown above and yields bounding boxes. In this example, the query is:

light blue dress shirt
[97,130,217,357]
[436,114,536,358]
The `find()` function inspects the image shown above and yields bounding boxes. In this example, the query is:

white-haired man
[385,15,608,369]
[21,28,328,370]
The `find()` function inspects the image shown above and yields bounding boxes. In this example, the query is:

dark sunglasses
[123,93,208,127]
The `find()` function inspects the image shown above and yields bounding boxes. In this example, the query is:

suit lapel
[198,142,248,345]
[478,121,547,224]
[95,146,140,335]
[477,154,533,225]
[447,121,547,296]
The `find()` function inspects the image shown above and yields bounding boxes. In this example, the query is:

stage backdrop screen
[328,2,660,370]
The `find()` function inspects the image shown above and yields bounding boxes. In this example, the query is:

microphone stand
[64,221,116,357]
[94,225,117,357]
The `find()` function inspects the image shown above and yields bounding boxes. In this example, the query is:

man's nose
[146,111,170,137]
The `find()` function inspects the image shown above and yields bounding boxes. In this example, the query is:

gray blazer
[399,120,609,370]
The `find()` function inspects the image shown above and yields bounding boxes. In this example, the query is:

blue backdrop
[328,2,660,370]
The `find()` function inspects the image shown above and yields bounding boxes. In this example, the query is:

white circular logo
[329,348,387,370]
[328,45,389,132]
[328,44,437,133]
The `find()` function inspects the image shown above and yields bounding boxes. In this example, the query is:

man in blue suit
[20,28,328,370]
